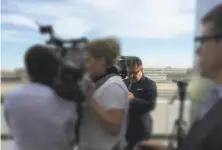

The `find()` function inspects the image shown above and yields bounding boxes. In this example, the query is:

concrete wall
[1,82,191,135]
[1,81,191,150]
[1,98,192,137]
[1,83,24,94]
[1,82,178,95]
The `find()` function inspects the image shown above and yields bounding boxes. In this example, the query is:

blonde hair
[84,37,121,67]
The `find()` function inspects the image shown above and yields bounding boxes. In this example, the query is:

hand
[128,92,134,101]
[83,80,95,100]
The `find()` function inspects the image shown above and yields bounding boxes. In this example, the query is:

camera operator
[3,45,78,150]
[78,37,129,150]
[124,57,157,150]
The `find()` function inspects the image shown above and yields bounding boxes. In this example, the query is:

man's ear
[141,67,144,75]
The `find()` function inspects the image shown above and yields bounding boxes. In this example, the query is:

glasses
[195,35,222,47]
[128,70,141,75]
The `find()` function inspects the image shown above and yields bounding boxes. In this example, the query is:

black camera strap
[95,73,118,89]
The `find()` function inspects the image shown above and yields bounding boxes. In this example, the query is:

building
[1,67,191,99]
[143,67,188,82]
[1,70,22,83]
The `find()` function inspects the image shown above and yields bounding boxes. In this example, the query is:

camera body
[38,24,87,103]
[53,61,86,103]
[118,56,128,79]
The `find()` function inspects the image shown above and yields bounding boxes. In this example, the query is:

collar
[139,75,146,82]
[215,85,222,99]
[91,66,118,82]
[208,85,222,100]
[130,75,145,84]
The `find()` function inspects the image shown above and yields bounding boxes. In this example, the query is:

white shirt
[79,76,129,150]
[3,83,77,150]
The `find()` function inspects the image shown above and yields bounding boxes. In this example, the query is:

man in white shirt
[3,45,78,150]
[79,37,129,150]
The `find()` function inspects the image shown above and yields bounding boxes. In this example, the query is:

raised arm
[87,82,129,136]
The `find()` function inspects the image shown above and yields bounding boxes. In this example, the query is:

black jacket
[180,99,222,150]
[124,76,157,114]
[124,76,157,147]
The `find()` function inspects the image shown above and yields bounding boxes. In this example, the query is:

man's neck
[91,67,117,82]
[138,75,143,81]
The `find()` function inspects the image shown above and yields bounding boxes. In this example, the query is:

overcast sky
[1,0,196,69]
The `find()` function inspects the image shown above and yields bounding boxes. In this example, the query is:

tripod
[168,80,188,150]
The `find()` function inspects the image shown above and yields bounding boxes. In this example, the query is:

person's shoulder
[108,75,127,88]
[100,76,129,107]
[142,76,154,83]
[3,84,30,108]
[143,77,157,87]
[3,84,29,98]
[100,75,128,93]
[3,83,55,104]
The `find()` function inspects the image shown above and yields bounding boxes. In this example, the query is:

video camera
[38,24,88,102]
[118,56,129,79]
[38,24,129,102]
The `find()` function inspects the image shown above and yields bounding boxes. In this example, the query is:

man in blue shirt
[3,45,78,150]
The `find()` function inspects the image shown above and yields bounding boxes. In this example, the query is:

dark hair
[127,56,143,67]
[24,44,60,86]
[202,4,222,35]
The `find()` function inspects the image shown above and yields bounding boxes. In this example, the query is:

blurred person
[138,4,222,150]
[188,55,216,102]
[124,57,157,150]
[3,45,78,150]
[188,48,216,124]
[188,70,216,124]
[79,37,129,150]
[180,4,222,150]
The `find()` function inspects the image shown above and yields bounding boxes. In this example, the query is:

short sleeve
[96,82,128,110]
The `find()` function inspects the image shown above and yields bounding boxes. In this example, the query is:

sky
[1,0,196,69]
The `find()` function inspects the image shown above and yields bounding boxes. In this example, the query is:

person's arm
[87,83,128,136]
[131,80,157,114]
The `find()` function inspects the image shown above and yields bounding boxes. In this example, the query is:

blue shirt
[3,83,77,150]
